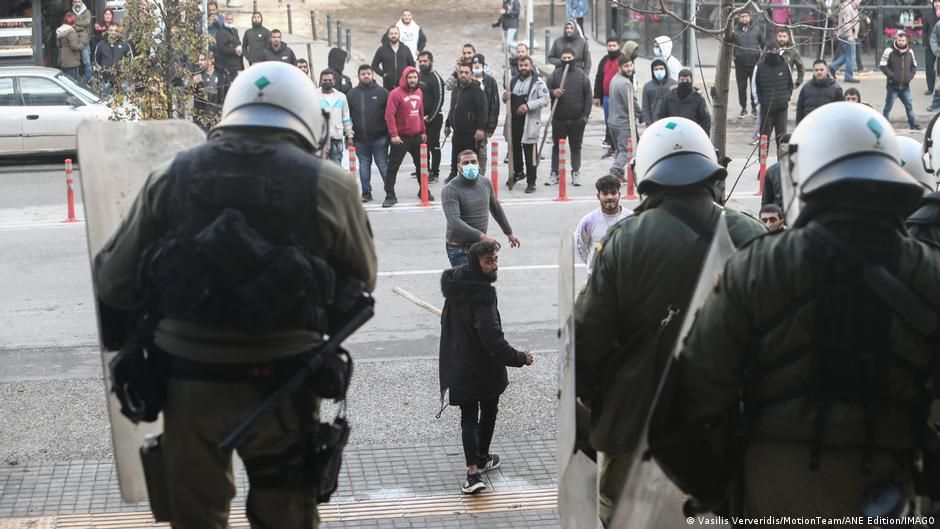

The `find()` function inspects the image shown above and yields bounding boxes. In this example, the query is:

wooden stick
[536,63,570,167]
[392,286,443,316]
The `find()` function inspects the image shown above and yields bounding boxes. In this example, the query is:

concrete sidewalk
[0,438,560,528]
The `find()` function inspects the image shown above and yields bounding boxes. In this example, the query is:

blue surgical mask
[653,69,666,81]
[653,47,662,57]
[224,22,235,28]
[472,67,484,75]
[461,164,479,180]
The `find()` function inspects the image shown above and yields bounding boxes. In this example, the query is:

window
[20,77,70,106]
[0,78,16,106]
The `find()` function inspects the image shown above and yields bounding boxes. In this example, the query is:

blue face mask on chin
[461,164,479,180]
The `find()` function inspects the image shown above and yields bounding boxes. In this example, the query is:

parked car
[0,66,112,156]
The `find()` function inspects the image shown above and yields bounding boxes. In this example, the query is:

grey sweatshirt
[442,177,513,244]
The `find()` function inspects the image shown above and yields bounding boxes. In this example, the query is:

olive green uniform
[573,186,766,524]
[907,191,940,245]
[95,156,377,529]
[673,214,940,520]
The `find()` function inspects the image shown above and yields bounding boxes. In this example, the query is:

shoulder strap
[811,222,939,339]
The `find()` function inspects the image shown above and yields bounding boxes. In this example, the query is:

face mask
[472,67,483,75]
[653,69,666,81]
[653,47,662,57]
[321,82,334,91]
[461,164,479,180]
[766,53,782,65]
[677,82,692,97]
[561,59,574,67]
[419,64,431,73]
[608,49,620,58]
[224,22,235,29]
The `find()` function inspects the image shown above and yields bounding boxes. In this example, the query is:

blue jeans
[829,39,856,81]
[602,95,610,122]
[883,85,917,128]
[446,243,470,267]
[80,44,93,83]
[355,137,389,194]
[328,139,344,164]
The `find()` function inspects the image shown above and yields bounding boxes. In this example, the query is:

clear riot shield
[78,120,206,503]
[557,231,599,529]
[608,213,735,529]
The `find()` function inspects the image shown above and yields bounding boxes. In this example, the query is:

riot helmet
[897,136,936,193]
[633,117,724,195]
[781,102,922,225]
[211,62,329,155]
[923,111,940,176]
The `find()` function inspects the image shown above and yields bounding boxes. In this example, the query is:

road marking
[0,488,558,528]
[378,263,585,277]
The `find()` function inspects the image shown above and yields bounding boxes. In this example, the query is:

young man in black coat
[241,12,271,66]
[439,241,534,495]
[658,68,711,134]
[372,26,416,91]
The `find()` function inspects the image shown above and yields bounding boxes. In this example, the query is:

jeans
[80,44,93,83]
[551,117,587,173]
[446,243,471,267]
[355,137,389,194]
[828,39,856,81]
[459,397,499,467]
[883,84,917,128]
[328,139,345,164]
[927,40,937,92]
[602,95,611,146]
[505,28,517,46]
[62,67,81,80]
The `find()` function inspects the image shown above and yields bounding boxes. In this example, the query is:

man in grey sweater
[443,150,521,266]
[607,55,641,181]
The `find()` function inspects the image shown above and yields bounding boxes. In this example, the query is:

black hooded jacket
[439,265,527,405]
[371,42,415,91]
[419,68,445,122]
[241,24,272,65]
[446,79,488,135]
[328,47,353,95]
[659,85,711,133]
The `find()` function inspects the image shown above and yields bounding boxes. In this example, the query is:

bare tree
[101,0,208,122]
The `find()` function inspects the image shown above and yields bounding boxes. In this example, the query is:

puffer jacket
[73,5,92,46]
[439,265,527,405]
[733,21,764,68]
[57,24,83,69]
[796,76,843,123]
[880,42,918,89]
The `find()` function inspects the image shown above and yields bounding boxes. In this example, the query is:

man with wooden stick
[503,55,550,192]
[545,48,592,187]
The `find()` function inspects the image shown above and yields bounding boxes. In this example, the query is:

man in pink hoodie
[384,66,428,207]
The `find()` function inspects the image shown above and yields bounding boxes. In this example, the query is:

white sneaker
[571,171,581,187]
[545,171,559,186]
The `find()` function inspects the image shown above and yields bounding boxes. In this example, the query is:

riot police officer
[573,117,765,526]
[660,103,940,519]
[94,62,377,529]
[908,116,940,243]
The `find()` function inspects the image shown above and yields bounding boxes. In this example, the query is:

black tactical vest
[144,137,335,333]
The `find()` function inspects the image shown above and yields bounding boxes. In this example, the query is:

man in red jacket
[384,65,429,207]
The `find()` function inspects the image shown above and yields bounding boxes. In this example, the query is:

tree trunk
[710,0,735,161]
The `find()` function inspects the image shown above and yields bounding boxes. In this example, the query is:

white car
[0,66,112,156]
